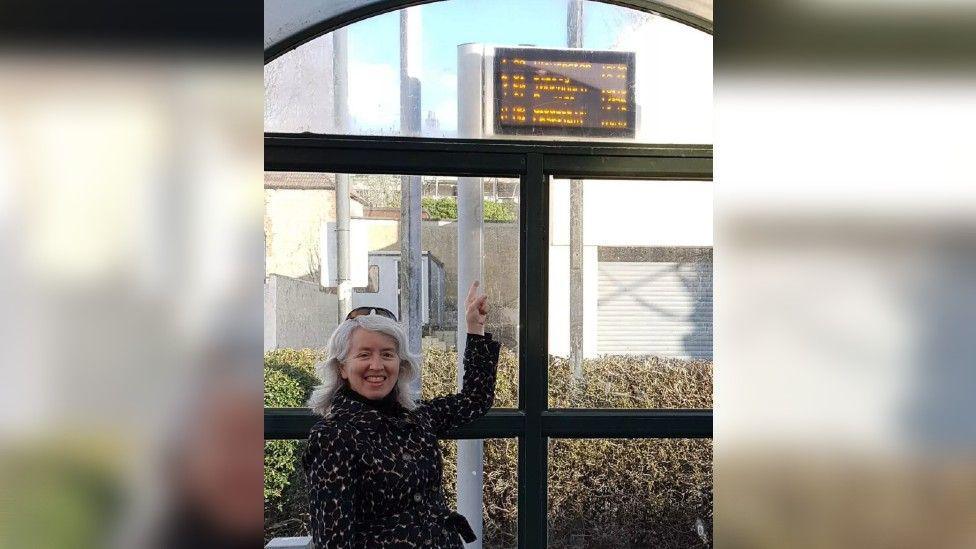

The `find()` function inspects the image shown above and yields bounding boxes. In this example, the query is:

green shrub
[421,197,457,220]
[265,346,713,547]
[422,197,517,222]
[264,349,321,508]
[482,200,517,222]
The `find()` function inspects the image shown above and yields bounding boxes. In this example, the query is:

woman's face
[340,327,401,400]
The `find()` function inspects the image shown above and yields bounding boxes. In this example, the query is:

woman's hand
[465,280,488,336]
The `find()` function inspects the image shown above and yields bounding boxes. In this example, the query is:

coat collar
[330,384,406,420]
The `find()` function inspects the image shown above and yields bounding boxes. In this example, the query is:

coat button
[402,451,412,461]
[413,493,422,502]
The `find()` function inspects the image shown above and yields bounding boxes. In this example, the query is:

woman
[303,281,500,548]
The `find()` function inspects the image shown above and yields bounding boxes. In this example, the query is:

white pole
[334,28,352,321]
[568,0,585,380]
[399,7,423,394]
[456,42,486,548]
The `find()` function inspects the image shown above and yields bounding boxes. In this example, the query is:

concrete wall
[264,276,277,352]
[264,274,338,352]
[422,221,520,346]
[264,189,365,280]
[366,219,399,250]
[355,218,522,347]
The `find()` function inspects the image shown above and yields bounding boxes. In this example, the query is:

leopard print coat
[303,332,501,548]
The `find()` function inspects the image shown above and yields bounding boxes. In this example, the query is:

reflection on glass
[548,178,713,408]
[264,173,519,408]
[265,0,711,143]
[548,438,712,548]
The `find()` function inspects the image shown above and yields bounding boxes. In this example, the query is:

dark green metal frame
[265,133,713,548]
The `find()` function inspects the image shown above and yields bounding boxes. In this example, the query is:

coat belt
[365,506,477,544]
[443,510,476,543]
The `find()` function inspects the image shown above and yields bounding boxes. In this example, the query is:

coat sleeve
[420,332,501,438]
[303,422,361,549]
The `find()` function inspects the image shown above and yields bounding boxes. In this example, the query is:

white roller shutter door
[597,253,712,359]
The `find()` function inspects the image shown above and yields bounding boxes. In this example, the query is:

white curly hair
[307,313,421,417]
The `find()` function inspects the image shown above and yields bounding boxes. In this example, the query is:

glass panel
[264,172,519,407]
[548,438,713,548]
[265,438,517,548]
[548,178,713,408]
[265,0,711,144]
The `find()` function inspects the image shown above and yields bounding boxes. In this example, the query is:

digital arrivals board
[493,47,636,138]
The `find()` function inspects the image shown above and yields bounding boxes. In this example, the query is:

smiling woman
[302,282,499,547]
[307,313,421,415]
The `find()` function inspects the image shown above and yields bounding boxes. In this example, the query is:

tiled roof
[265,172,367,204]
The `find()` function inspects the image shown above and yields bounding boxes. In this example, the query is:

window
[265,1,712,546]
[265,0,711,143]
[548,178,713,409]
[264,171,520,406]
[264,438,518,547]
[548,438,712,548]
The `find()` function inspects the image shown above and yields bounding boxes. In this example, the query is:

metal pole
[334,28,353,321]
[399,7,423,396]
[570,180,584,381]
[568,0,585,380]
[456,42,486,548]
[568,0,584,49]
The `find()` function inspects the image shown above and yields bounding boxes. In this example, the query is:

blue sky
[342,0,642,135]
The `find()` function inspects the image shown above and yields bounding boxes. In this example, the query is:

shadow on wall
[682,250,713,360]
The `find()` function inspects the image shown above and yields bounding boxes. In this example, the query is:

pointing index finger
[466,280,480,304]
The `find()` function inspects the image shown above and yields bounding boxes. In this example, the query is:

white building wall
[548,245,600,358]
[549,178,712,357]
[550,179,712,247]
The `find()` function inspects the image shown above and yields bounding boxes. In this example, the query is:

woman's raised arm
[419,281,501,437]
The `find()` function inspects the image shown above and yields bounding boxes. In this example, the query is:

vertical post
[400,7,423,135]
[569,180,584,380]
[334,28,352,322]
[399,7,423,395]
[456,42,486,548]
[567,0,584,49]
[568,0,585,381]
[520,153,549,549]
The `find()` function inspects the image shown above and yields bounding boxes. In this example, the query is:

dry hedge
[265,345,712,548]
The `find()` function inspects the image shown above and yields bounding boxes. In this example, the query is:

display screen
[493,47,636,138]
